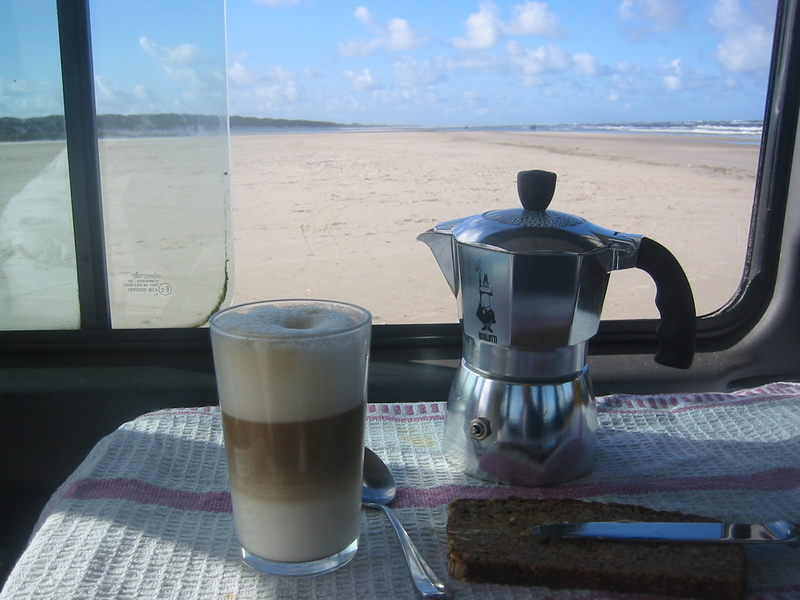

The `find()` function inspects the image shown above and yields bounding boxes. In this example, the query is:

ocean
[442,119,764,138]
[231,119,764,143]
[1,115,762,142]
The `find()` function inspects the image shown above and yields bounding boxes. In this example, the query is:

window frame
[58,0,111,329]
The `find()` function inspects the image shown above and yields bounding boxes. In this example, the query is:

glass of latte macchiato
[209,299,371,576]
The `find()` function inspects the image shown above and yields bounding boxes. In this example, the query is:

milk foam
[214,302,361,338]
[211,301,371,423]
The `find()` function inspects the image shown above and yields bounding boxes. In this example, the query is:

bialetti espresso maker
[418,170,696,486]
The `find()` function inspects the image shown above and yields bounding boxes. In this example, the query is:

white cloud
[617,0,688,40]
[86,40,226,115]
[394,56,447,87]
[385,17,425,50]
[140,37,201,67]
[231,78,301,117]
[607,62,651,96]
[714,29,772,72]
[132,85,150,101]
[452,2,502,50]
[339,39,379,58]
[228,59,259,87]
[444,7,599,89]
[572,52,599,76]
[618,0,687,29]
[661,58,684,90]
[228,55,298,89]
[504,1,564,38]
[0,77,64,118]
[94,75,157,114]
[224,53,306,116]
[709,0,744,29]
[437,51,508,75]
[253,80,299,105]
[94,76,119,103]
[340,7,427,57]
[452,1,564,51]
[657,57,716,92]
[139,37,207,88]
[343,68,383,91]
[507,40,571,85]
[710,0,776,73]
[663,74,682,90]
[354,5,377,28]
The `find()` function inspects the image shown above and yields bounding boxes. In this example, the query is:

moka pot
[418,170,696,486]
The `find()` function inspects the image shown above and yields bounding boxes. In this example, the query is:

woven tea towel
[2,382,800,599]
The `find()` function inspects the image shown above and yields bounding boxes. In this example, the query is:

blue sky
[1,0,779,127]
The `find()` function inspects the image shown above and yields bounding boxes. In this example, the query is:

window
[1,0,231,330]
[1,1,75,329]
[223,1,775,324]
[0,0,784,331]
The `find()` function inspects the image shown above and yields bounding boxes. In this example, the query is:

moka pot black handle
[635,237,696,369]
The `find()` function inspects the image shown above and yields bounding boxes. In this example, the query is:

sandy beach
[0,129,759,328]
[229,129,759,323]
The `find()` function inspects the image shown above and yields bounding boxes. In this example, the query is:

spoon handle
[367,503,454,599]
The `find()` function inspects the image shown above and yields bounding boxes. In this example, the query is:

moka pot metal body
[418,170,695,486]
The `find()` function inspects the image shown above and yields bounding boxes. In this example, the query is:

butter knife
[532,520,800,546]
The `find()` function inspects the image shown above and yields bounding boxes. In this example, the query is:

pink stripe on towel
[60,466,800,512]
[63,478,232,513]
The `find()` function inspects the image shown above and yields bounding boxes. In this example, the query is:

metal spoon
[362,448,453,599]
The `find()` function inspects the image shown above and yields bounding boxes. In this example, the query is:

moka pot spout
[416,217,468,296]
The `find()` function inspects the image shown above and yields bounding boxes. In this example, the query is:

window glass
[0,0,79,330]
[0,1,779,330]
[0,0,232,330]
[90,0,232,327]
[225,1,775,323]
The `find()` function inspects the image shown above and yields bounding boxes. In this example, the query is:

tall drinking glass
[209,299,371,576]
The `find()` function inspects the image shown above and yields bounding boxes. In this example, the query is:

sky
[1,0,779,127]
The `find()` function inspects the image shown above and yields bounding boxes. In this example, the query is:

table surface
[3,382,800,599]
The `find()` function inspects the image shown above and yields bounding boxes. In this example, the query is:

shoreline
[229,126,762,147]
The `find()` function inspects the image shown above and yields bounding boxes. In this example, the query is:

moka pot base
[442,359,598,487]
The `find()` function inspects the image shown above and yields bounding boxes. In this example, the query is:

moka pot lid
[441,170,638,256]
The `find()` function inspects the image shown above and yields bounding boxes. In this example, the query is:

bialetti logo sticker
[475,261,497,343]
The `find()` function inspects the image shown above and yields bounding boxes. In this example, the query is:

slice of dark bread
[446,497,746,600]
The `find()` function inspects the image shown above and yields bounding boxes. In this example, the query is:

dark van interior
[2,0,800,592]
